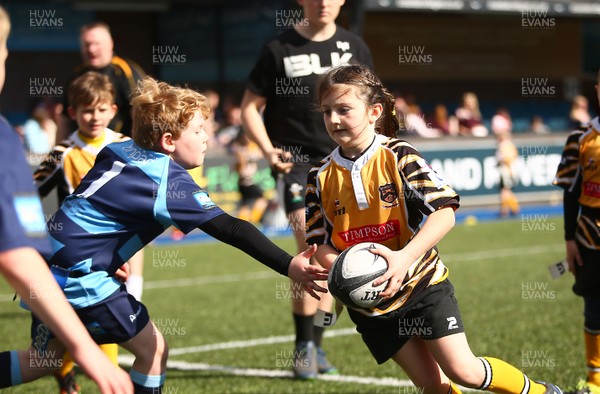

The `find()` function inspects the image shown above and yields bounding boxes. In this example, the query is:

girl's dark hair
[316,64,400,138]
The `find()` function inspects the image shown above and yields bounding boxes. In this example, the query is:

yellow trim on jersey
[34,129,129,199]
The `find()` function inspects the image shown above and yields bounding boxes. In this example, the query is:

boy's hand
[114,263,130,283]
[565,240,582,274]
[370,247,410,299]
[288,244,329,300]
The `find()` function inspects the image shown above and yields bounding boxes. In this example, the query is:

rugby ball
[328,242,390,309]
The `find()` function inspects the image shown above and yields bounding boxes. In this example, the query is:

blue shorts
[30,285,150,352]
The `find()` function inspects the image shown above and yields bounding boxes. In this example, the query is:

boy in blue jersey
[0,5,132,394]
[0,77,327,394]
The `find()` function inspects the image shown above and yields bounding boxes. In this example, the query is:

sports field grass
[0,215,585,393]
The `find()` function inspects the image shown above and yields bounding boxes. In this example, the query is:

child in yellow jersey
[554,68,600,394]
[305,64,561,394]
[33,71,134,394]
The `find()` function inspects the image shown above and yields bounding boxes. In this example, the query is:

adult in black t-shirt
[241,0,373,379]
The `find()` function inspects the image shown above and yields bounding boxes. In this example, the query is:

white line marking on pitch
[168,327,357,356]
[118,329,476,391]
[118,354,417,387]
[0,243,562,301]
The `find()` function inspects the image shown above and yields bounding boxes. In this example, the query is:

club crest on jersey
[379,183,398,204]
[193,190,217,210]
[584,157,597,171]
[334,199,346,216]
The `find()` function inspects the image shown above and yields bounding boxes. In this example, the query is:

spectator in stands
[456,92,488,137]
[216,104,243,148]
[395,95,439,138]
[530,115,550,135]
[204,89,223,149]
[429,103,458,136]
[491,107,512,136]
[569,94,592,131]
[22,99,57,161]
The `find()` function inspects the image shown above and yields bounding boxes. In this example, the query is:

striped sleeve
[33,144,67,198]
[553,130,584,191]
[305,164,325,246]
[391,139,460,214]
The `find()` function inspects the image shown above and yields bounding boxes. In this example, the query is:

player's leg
[284,165,338,378]
[569,245,600,394]
[581,296,600,392]
[54,350,79,394]
[126,249,145,302]
[289,206,320,378]
[391,336,456,394]
[0,315,66,388]
[427,332,559,393]
[120,320,168,394]
[249,185,269,224]
[78,286,160,393]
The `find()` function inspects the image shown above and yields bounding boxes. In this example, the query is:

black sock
[293,313,314,344]
[0,351,13,388]
[313,325,325,348]
[133,383,162,394]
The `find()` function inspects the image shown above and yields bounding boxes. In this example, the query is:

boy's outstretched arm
[199,214,328,298]
[0,247,133,394]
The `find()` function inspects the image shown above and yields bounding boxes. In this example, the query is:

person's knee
[159,337,168,368]
[440,359,483,388]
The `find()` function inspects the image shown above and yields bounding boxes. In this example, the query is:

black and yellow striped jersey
[305,134,460,317]
[34,129,128,203]
[554,117,600,249]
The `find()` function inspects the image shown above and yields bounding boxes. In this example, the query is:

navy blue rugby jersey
[0,115,51,255]
[46,140,225,307]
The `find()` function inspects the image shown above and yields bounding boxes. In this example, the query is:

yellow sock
[60,343,119,376]
[479,357,546,394]
[585,329,600,385]
[59,351,75,377]
[447,381,462,394]
[100,343,119,366]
